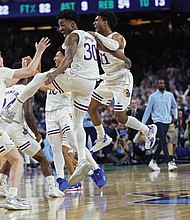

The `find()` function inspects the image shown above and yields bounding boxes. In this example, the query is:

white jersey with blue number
[0,67,15,111]
[45,90,71,112]
[99,32,126,78]
[64,30,99,79]
[3,84,25,123]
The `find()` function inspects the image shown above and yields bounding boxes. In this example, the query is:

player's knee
[33,151,47,163]
[13,155,24,167]
[115,111,127,124]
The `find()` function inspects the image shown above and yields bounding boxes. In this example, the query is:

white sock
[46,175,55,188]
[0,173,8,186]
[85,148,99,170]
[94,124,105,139]
[88,170,94,175]
[126,116,149,134]
[8,187,18,198]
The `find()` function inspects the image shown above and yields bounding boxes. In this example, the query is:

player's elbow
[126,59,132,69]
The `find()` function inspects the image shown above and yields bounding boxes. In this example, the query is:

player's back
[70,30,99,78]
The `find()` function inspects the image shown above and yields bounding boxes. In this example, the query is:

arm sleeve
[94,32,119,51]
[171,93,178,119]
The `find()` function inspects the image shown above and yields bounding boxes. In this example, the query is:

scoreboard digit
[0,0,171,18]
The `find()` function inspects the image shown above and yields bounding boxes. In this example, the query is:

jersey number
[3,97,16,109]
[99,53,110,65]
[84,43,97,61]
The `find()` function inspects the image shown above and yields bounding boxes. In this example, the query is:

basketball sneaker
[66,183,83,191]
[90,167,106,188]
[3,197,32,210]
[68,159,92,185]
[168,161,177,171]
[144,124,157,149]
[56,178,70,192]
[91,134,112,152]
[48,186,65,198]
[1,108,16,123]
[148,159,160,171]
[0,185,8,197]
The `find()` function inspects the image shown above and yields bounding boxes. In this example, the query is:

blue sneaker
[90,167,106,188]
[66,183,83,191]
[57,178,70,191]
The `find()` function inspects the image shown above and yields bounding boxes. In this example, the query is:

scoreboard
[0,0,171,18]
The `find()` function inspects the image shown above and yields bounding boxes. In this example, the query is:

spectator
[106,129,133,165]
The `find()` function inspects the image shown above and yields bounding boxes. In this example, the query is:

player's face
[54,51,65,67]
[58,18,73,37]
[93,16,105,34]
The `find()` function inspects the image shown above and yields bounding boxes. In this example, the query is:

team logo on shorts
[68,113,72,119]
[124,89,130,97]
[23,128,28,135]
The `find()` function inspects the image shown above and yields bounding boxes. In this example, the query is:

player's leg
[88,83,113,152]
[32,148,64,197]
[62,145,75,175]
[5,72,49,115]
[0,159,10,197]
[10,127,64,198]
[3,147,31,210]
[68,107,92,185]
[48,133,70,191]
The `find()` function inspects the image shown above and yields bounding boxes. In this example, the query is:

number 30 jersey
[64,30,99,79]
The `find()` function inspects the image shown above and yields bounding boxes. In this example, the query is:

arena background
[0,0,190,146]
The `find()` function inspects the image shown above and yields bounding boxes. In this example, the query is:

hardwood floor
[1,163,190,220]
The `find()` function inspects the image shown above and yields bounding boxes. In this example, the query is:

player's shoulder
[112,31,124,38]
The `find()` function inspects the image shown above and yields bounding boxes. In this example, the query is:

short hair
[12,61,22,69]
[57,46,65,55]
[57,9,80,24]
[96,9,118,30]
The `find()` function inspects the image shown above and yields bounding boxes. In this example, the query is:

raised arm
[44,33,78,85]
[13,37,50,79]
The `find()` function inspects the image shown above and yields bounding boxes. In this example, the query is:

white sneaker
[168,161,177,171]
[91,134,112,152]
[48,187,65,198]
[3,197,32,210]
[148,159,160,171]
[0,185,8,197]
[68,159,92,185]
[1,108,16,123]
[144,124,157,149]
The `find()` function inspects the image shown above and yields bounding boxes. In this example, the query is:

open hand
[35,37,51,53]
[44,71,58,85]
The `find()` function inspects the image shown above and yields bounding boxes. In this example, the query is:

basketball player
[3,10,111,186]
[87,10,157,153]
[0,64,64,198]
[0,37,50,210]
[45,46,108,189]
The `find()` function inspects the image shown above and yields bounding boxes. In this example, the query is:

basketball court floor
[0,163,190,220]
